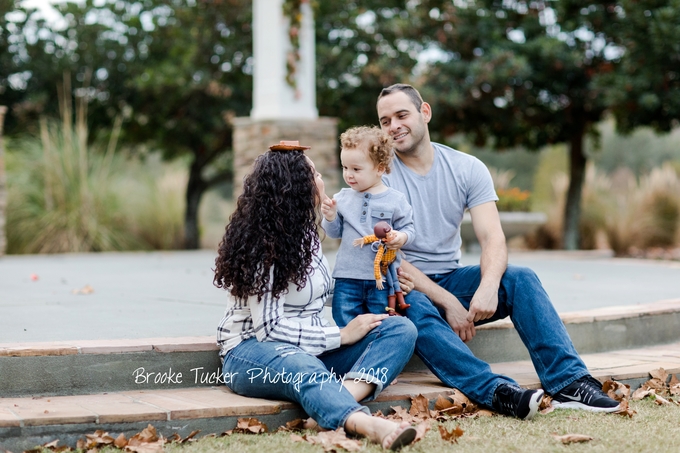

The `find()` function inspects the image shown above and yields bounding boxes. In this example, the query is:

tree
[401,1,612,249]
[574,0,680,134]
[4,0,252,249]
[370,0,680,249]
[315,2,419,132]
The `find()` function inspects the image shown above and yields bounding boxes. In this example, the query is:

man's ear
[420,102,432,123]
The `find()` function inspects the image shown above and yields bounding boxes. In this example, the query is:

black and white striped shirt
[217,249,340,359]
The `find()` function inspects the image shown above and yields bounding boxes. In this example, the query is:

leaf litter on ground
[19,369,680,453]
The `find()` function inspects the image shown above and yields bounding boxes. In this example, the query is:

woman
[214,144,418,450]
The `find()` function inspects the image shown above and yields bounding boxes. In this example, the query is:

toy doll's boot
[395,291,410,312]
[387,294,399,316]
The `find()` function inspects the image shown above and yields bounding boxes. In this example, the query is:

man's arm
[466,201,508,323]
[399,260,477,342]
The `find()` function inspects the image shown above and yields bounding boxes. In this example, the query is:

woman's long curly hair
[213,150,320,301]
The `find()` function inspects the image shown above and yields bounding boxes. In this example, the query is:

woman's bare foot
[380,421,417,450]
[345,413,416,450]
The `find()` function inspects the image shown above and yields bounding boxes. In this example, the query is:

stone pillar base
[0,106,7,257]
[231,117,340,198]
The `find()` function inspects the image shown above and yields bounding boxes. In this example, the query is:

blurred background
[0,0,679,257]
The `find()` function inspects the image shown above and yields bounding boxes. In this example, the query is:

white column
[251,0,318,120]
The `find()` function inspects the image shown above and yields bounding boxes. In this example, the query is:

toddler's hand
[321,196,337,222]
[385,230,407,249]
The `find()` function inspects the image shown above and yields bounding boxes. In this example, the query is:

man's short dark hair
[378,83,424,112]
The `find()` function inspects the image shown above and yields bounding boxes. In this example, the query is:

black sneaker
[492,384,544,420]
[552,375,620,412]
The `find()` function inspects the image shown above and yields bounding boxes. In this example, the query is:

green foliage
[315,1,418,132]
[584,0,680,134]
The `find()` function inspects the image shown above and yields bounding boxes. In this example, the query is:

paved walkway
[0,248,679,342]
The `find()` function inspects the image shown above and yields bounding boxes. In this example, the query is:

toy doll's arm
[352,234,379,247]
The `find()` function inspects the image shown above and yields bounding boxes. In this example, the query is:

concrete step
[1,341,679,452]
[1,299,679,399]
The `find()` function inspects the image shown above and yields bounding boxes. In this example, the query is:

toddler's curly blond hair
[340,126,394,174]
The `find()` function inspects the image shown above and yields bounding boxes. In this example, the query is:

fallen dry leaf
[130,425,159,443]
[653,394,673,406]
[539,395,555,414]
[85,430,116,449]
[124,439,164,453]
[168,430,200,444]
[669,374,680,396]
[388,405,417,423]
[471,409,495,418]
[305,428,362,452]
[409,394,431,418]
[438,425,464,443]
[602,380,631,402]
[222,417,268,435]
[114,433,128,448]
[613,400,636,418]
[124,425,166,453]
[72,284,94,295]
[650,368,669,383]
[631,386,655,401]
[277,418,306,432]
[290,433,305,442]
[434,391,478,417]
[645,378,667,391]
[36,440,72,453]
[551,433,593,444]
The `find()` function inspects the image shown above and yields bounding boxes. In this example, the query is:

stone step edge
[2,339,680,430]
[2,299,679,358]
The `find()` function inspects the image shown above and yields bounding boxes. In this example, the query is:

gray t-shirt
[383,142,498,275]
[322,188,415,280]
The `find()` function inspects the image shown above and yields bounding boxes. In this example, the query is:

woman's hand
[340,313,389,346]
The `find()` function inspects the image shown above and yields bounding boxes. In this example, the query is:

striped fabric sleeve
[250,279,341,355]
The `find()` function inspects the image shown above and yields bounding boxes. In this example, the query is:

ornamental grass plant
[5,79,184,254]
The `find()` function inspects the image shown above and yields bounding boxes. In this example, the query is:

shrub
[488,167,532,212]
[6,91,184,253]
[6,117,143,253]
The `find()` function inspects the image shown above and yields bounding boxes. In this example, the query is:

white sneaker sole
[551,400,621,413]
[524,389,545,420]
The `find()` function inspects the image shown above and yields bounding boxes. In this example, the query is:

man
[373,83,619,419]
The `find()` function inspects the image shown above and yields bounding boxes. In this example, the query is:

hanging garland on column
[281,0,317,91]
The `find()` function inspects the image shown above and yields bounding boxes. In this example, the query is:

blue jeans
[333,265,589,408]
[332,278,415,321]
[222,316,417,429]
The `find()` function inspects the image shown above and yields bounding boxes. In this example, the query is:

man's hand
[398,260,476,341]
[396,267,415,295]
[442,297,476,342]
[321,196,337,222]
[466,285,499,323]
[384,230,407,249]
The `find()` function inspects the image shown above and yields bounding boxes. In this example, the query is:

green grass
[157,400,680,453]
